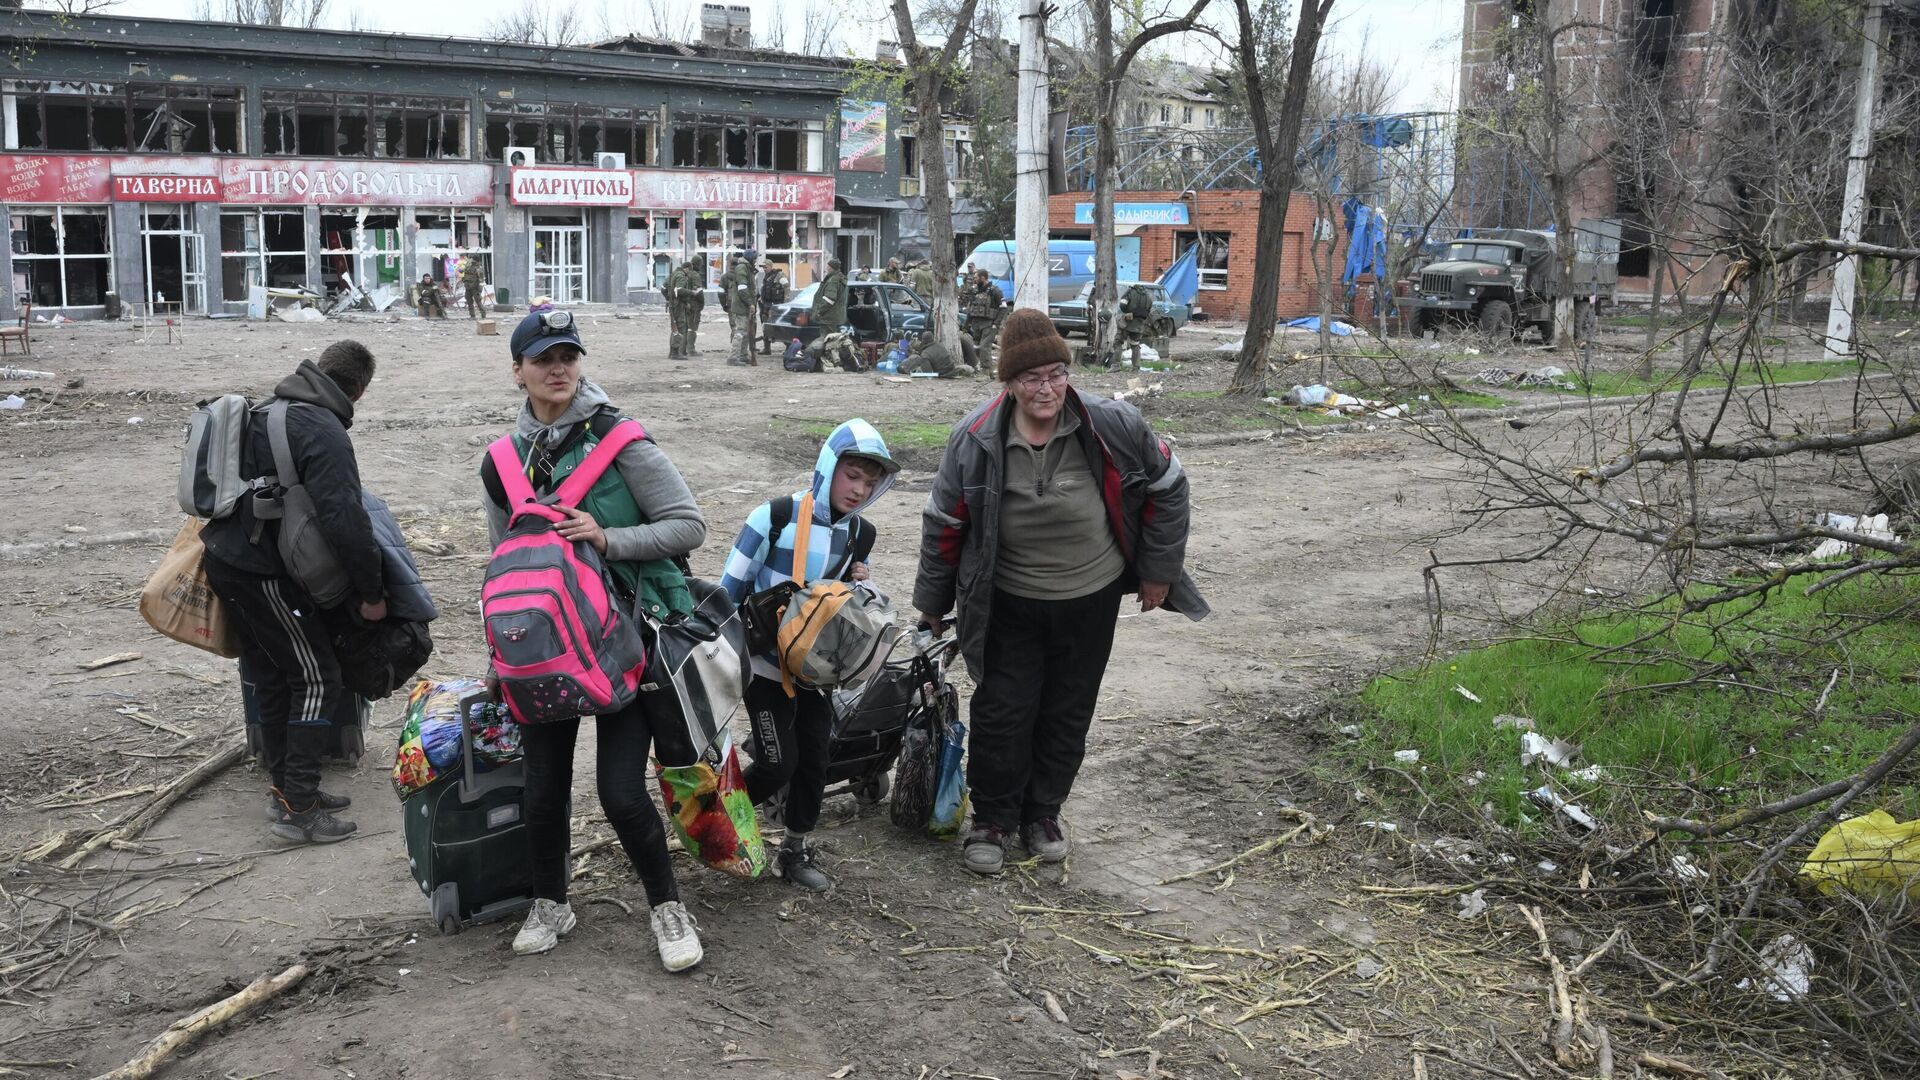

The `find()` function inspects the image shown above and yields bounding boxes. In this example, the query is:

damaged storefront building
[0,9,906,317]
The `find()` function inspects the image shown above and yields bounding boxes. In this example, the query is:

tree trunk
[1093,3,1120,367]
[1227,0,1334,397]
[1640,246,1663,377]
[890,0,983,364]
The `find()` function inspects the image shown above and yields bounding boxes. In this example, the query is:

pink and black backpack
[482,421,649,724]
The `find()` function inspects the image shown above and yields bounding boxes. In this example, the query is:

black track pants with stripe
[203,555,341,805]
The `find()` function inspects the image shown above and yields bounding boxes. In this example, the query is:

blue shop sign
[1073,202,1191,226]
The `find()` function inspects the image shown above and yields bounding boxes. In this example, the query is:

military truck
[1403,221,1620,343]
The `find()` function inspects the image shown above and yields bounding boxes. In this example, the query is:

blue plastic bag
[928,714,968,840]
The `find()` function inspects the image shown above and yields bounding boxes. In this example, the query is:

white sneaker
[649,900,704,973]
[511,898,577,956]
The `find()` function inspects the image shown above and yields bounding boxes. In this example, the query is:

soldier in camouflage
[459,257,484,319]
[963,269,1005,368]
[720,250,759,367]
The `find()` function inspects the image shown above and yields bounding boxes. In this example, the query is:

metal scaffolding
[1061,111,1552,242]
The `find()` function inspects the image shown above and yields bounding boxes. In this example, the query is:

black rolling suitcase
[399,689,535,935]
[239,651,369,765]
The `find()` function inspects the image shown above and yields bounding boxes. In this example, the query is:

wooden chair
[0,303,30,356]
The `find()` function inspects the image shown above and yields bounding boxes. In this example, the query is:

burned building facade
[0,9,916,317]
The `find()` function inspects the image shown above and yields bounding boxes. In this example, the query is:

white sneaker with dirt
[1023,816,1071,863]
[511,898,577,956]
[649,900,704,972]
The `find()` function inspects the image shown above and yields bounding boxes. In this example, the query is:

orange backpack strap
[779,490,816,697]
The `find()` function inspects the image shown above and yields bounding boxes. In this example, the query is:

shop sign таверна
[0,153,494,206]
[112,175,218,202]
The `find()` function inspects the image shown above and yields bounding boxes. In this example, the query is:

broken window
[415,209,492,290]
[319,208,403,296]
[483,102,658,165]
[264,90,465,158]
[671,113,825,171]
[3,80,241,154]
[1175,231,1231,290]
[10,206,113,308]
[220,209,308,302]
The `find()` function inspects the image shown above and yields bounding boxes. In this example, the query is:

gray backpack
[177,394,265,519]
[255,400,353,608]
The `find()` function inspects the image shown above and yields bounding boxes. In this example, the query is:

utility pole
[1823,0,1884,360]
[1013,0,1050,311]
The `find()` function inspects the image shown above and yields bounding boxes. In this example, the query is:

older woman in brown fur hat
[911,308,1210,875]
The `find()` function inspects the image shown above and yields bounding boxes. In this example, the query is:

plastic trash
[126,416,145,425]
[1520,732,1579,768]
[1491,714,1535,731]
[1800,809,1920,898]
[1286,384,1335,406]
[874,359,899,374]
[1736,933,1812,1002]
[1454,888,1488,920]
[0,394,23,410]
[1392,749,1421,764]
[1812,512,1896,559]
[1527,785,1597,830]
[1453,684,1483,703]
[1,367,55,380]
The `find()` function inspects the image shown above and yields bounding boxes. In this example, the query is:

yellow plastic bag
[1799,809,1920,899]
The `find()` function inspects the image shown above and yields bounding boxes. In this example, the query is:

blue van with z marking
[961,239,1096,303]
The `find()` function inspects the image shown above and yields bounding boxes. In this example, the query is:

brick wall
[1046,189,1336,322]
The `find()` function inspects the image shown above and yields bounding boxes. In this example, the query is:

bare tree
[800,1,842,56]
[194,0,331,26]
[484,0,585,46]
[1223,0,1335,397]
[1296,50,1399,359]
[890,0,986,363]
[1086,0,1214,369]
[25,0,126,14]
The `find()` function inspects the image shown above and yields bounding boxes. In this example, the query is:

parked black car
[763,281,931,354]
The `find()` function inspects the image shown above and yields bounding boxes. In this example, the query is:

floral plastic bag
[656,730,766,879]
[391,678,522,799]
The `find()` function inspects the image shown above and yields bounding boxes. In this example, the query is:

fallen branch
[1634,1051,1711,1077]
[1158,808,1315,885]
[90,963,307,1080]
[52,737,246,869]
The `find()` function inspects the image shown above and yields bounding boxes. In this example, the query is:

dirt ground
[0,308,1898,1080]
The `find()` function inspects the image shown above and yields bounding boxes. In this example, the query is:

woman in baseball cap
[480,307,713,972]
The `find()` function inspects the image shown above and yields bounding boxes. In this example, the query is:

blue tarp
[1341,197,1388,294]
[1283,316,1356,336]
[1158,248,1199,307]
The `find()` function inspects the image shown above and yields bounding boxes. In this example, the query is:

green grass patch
[1604,313,1747,330]
[1351,574,1920,832]
[793,419,952,450]
[1499,359,1856,399]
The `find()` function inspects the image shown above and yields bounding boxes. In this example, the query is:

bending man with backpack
[480,309,711,970]
[718,420,898,892]
[199,342,386,845]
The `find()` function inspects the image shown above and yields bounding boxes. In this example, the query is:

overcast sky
[105,0,1462,111]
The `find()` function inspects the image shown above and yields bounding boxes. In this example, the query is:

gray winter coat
[363,490,437,623]
[912,387,1208,680]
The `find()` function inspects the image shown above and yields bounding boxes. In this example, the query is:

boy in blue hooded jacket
[719,419,898,890]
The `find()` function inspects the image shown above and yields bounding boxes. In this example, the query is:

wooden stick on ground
[56,737,245,869]
[1158,808,1315,885]
[89,963,307,1080]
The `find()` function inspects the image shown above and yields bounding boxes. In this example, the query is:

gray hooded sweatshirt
[481,380,707,564]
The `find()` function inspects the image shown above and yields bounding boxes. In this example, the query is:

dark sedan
[1048,281,1189,341]
[763,281,931,353]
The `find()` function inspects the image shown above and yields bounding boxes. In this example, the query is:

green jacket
[719,260,756,317]
[512,426,693,622]
[667,267,704,309]
[812,270,848,330]
[880,267,903,284]
[909,267,934,298]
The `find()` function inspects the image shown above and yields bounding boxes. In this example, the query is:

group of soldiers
[413,258,490,320]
